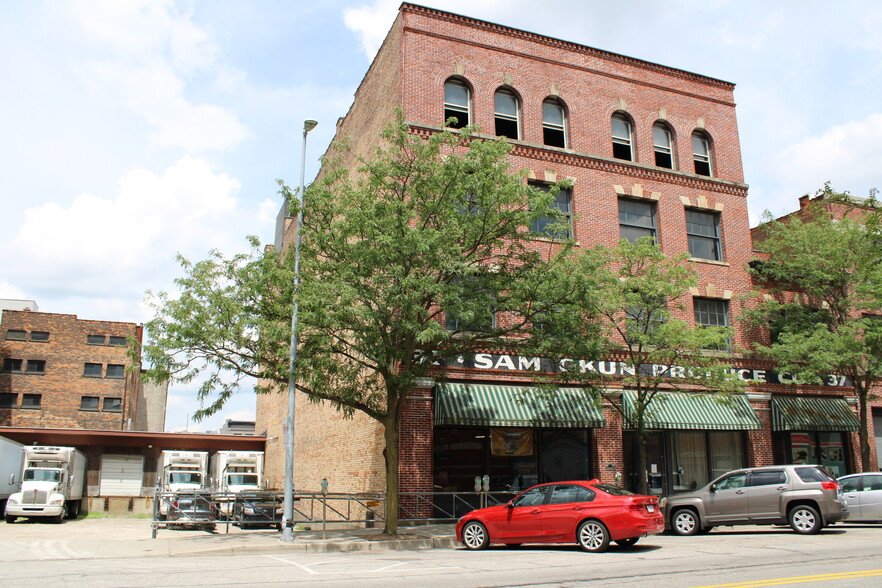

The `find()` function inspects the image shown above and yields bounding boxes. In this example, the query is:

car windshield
[23,469,60,482]
[593,484,634,496]
[169,472,202,485]
[227,474,258,486]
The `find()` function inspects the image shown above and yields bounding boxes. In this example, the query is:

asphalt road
[3,520,882,587]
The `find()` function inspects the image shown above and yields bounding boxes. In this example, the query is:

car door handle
[776,486,787,491]
[735,490,746,494]
[529,509,541,515]
[572,506,584,511]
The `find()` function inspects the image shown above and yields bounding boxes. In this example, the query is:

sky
[2,0,881,433]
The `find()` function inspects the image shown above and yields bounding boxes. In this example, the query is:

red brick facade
[260,4,876,503]
[0,310,142,430]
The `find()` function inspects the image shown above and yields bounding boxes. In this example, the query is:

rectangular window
[625,303,664,344]
[80,396,100,411]
[108,336,127,346]
[5,330,26,341]
[694,297,731,350]
[30,331,50,342]
[529,182,572,239]
[21,394,41,409]
[0,393,17,408]
[103,397,122,412]
[619,198,657,243]
[26,360,46,374]
[686,209,722,261]
[84,363,103,377]
[106,364,125,379]
[87,334,106,345]
[3,358,23,372]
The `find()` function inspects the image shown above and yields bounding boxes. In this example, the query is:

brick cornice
[408,123,749,198]
[401,4,736,98]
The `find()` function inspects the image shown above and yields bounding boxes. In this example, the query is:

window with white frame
[618,198,657,243]
[494,88,520,139]
[686,209,722,261]
[542,98,567,148]
[694,297,731,349]
[653,122,674,169]
[443,78,470,129]
[692,131,712,176]
[612,113,634,160]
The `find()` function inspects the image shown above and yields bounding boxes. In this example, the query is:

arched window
[494,88,520,139]
[692,131,713,176]
[652,122,675,169]
[542,98,567,148]
[443,78,471,128]
[611,113,633,161]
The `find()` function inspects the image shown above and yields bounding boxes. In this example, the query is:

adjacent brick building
[259,4,875,507]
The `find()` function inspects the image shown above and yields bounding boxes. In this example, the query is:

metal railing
[150,489,512,537]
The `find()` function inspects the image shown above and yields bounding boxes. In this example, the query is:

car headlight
[7,497,18,505]
[659,497,667,508]
[50,498,64,506]
[244,507,255,515]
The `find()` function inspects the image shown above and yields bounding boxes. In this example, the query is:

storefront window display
[777,431,848,477]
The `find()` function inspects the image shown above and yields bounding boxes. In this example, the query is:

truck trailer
[0,436,25,515]
[5,445,86,523]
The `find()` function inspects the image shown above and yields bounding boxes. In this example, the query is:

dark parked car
[455,480,664,553]
[232,492,283,530]
[167,491,218,531]
[837,473,882,523]
[664,465,848,536]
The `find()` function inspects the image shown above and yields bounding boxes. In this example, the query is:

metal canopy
[622,391,761,430]
[434,383,605,428]
[771,395,860,432]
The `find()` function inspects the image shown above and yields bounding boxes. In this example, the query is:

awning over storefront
[434,383,605,428]
[622,391,761,430]
[771,395,860,432]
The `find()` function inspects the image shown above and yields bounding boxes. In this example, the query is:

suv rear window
[795,466,833,483]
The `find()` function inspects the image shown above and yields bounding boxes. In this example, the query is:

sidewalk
[0,518,460,561]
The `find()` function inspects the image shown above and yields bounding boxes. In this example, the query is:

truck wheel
[5,515,15,524]
[66,501,81,519]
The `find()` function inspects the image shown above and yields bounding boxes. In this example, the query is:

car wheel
[671,508,700,536]
[577,520,610,553]
[789,505,822,534]
[461,521,489,550]
[5,515,15,524]
[615,537,639,548]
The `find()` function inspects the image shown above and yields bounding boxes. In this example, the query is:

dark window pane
[750,470,786,486]
[84,363,103,377]
[6,330,26,341]
[26,360,45,374]
[0,393,17,408]
[692,133,712,176]
[619,198,657,243]
[530,182,572,239]
[30,331,50,341]
[103,397,122,412]
[542,99,566,148]
[80,396,100,411]
[109,336,126,346]
[87,334,106,345]
[612,115,633,161]
[21,394,41,408]
[694,298,729,328]
[686,210,721,260]
[106,364,125,379]
[444,79,470,128]
[612,141,632,161]
[3,358,23,372]
[653,124,674,169]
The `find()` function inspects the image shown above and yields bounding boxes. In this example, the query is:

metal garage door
[100,455,144,496]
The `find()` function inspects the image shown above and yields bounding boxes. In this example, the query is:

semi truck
[5,445,86,523]
[157,450,208,519]
[0,436,24,515]
[210,451,264,493]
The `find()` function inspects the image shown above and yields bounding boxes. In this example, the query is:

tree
[555,238,746,495]
[748,185,882,471]
[142,115,595,535]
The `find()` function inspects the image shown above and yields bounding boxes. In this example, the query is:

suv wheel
[789,505,822,534]
[671,508,700,536]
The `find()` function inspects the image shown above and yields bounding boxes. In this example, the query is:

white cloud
[70,0,248,152]
[772,113,882,197]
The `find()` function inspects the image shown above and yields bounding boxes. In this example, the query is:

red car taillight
[821,481,839,491]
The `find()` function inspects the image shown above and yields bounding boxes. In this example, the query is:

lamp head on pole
[304,120,318,133]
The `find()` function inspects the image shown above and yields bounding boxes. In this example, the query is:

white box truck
[5,445,86,523]
[210,451,264,493]
[157,450,208,518]
[0,436,24,515]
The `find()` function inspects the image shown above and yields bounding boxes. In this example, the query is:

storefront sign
[436,353,852,387]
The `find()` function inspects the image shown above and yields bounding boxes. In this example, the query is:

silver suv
[664,465,848,535]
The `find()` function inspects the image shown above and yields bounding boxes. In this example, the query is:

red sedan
[455,480,664,552]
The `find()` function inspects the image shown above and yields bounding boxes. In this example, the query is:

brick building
[258,4,874,505]
[0,305,146,430]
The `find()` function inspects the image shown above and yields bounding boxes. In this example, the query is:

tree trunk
[857,385,871,471]
[383,414,400,536]
[637,430,649,496]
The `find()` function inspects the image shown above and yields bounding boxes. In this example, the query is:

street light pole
[282,119,317,541]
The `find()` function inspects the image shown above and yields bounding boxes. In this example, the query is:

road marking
[692,569,882,588]
[263,555,319,574]
[262,555,461,576]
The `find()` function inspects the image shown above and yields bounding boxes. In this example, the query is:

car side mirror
[709,484,716,493]
[505,501,514,509]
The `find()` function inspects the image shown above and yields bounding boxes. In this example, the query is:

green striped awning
[434,383,605,428]
[622,391,761,430]
[771,395,859,432]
